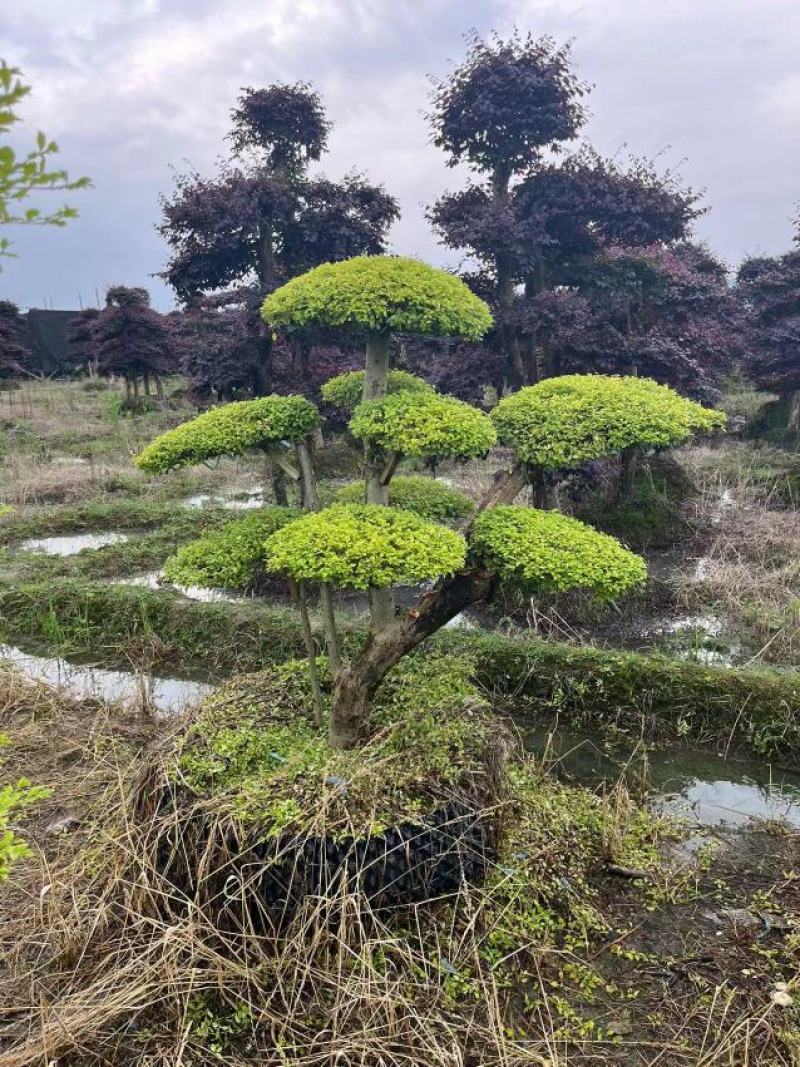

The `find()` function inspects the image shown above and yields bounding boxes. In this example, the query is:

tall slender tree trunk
[787,390,800,433]
[264,450,288,506]
[295,438,341,671]
[254,222,276,397]
[362,332,395,633]
[289,578,325,727]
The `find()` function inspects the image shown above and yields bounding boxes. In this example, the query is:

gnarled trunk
[328,462,528,749]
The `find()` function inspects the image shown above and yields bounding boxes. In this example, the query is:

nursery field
[1,375,799,1065]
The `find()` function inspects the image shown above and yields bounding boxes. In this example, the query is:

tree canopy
[491,374,725,470]
[335,475,474,523]
[135,394,319,473]
[262,255,493,339]
[321,368,434,411]
[264,503,468,589]
[350,390,497,460]
[470,505,647,599]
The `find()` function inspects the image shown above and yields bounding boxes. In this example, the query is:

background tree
[0,299,31,376]
[737,242,800,430]
[0,60,90,259]
[159,83,398,397]
[92,286,177,406]
[428,34,703,391]
[67,307,101,377]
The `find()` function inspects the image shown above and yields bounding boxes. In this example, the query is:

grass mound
[170,652,499,838]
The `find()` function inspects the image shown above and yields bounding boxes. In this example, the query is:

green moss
[471,505,647,600]
[164,507,300,589]
[321,369,434,412]
[135,395,319,474]
[176,652,492,835]
[491,374,725,470]
[334,475,474,523]
[262,255,493,340]
[350,391,497,460]
[265,504,467,589]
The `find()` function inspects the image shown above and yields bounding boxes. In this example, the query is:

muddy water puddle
[20,532,129,556]
[520,721,800,829]
[0,644,213,715]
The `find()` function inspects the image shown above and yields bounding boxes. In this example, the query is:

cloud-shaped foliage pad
[261,255,493,340]
[471,505,647,600]
[135,395,319,474]
[163,507,300,589]
[350,391,497,460]
[335,475,474,524]
[491,374,725,471]
[264,504,467,590]
[321,369,434,412]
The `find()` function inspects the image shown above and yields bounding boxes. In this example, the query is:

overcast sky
[2,0,799,311]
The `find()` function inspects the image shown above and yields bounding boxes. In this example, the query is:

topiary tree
[263,255,493,629]
[257,256,648,748]
[491,374,725,503]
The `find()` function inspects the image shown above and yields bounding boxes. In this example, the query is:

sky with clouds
[2,0,799,311]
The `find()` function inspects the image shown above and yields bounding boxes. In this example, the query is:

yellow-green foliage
[163,507,300,590]
[471,505,647,600]
[265,503,466,589]
[491,374,726,470]
[177,652,489,834]
[261,256,493,340]
[335,475,474,524]
[135,395,319,474]
[321,369,434,412]
[350,391,497,460]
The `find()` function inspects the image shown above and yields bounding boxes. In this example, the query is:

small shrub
[335,475,474,523]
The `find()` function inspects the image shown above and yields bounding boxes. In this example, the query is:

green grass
[1,579,798,760]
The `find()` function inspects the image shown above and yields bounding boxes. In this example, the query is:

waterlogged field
[1,377,799,1064]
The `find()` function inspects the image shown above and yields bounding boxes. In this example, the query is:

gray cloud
[1,0,798,311]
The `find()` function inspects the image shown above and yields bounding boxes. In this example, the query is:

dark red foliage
[429,31,588,176]
[159,81,397,401]
[0,300,31,377]
[737,247,800,396]
[427,30,723,396]
[67,307,101,373]
[93,286,178,388]
[229,83,330,172]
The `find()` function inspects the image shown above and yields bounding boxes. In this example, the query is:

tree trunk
[264,451,289,506]
[295,438,341,671]
[619,445,642,499]
[289,578,325,728]
[328,462,527,749]
[329,570,495,749]
[787,390,800,432]
[362,331,394,631]
[143,373,151,396]
[154,374,165,401]
[531,466,558,510]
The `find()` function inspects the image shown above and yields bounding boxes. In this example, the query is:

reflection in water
[20,532,129,556]
[182,488,265,511]
[0,645,213,715]
[521,722,800,829]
